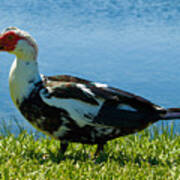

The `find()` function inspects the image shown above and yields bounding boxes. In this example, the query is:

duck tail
[160,108,180,120]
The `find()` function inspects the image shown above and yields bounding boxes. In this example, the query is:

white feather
[76,84,94,96]
[93,82,108,88]
[9,58,41,106]
[40,90,104,127]
[12,39,37,60]
[8,37,41,106]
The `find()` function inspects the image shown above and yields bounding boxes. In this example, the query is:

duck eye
[7,35,14,40]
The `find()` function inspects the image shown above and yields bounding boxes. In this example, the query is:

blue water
[0,0,180,134]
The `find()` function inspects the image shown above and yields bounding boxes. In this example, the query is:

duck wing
[39,75,164,129]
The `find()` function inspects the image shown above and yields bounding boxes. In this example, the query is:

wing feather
[40,75,162,128]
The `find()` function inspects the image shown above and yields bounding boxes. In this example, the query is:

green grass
[0,124,179,180]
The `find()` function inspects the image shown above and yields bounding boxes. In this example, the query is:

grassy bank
[0,124,179,179]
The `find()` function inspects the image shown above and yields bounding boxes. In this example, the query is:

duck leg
[94,144,104,157]
[59,141,68,155]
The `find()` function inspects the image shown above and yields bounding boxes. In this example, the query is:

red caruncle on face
[0,31,23,52]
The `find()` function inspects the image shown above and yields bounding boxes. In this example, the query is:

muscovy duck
[0,27,179,155]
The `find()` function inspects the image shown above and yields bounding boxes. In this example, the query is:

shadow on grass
[23,147,176,167]
[24,149,92,164]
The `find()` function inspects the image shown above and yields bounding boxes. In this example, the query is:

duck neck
[9,58,41,106]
